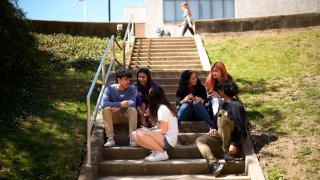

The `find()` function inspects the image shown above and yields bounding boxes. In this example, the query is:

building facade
[125,0,320,37]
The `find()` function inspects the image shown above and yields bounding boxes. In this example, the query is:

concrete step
[130,60,201,66]
[98,174,251,180]
[98,159,245,176]
[134,44,196,49]
[131,56,199,61]
[136,37,194,42]
[102,144,202,160]
[131,52,198,57]
[133,48,198,53]
[134,41,195,46]
[129,64,203,71]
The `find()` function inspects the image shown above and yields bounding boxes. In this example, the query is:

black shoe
[224,152,234,161]
[210,162,224,177]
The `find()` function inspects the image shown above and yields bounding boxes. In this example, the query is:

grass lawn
[204,28,320,179]
[0,34,121,179]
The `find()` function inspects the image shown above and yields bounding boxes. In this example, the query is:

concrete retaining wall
[31,20,145,37]
[195,12,320,34]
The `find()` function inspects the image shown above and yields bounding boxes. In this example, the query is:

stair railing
[122,15,134,69]
[85,15,135,167]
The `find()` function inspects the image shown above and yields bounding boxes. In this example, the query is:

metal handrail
[122,15,134,69]
[85,15,135,166]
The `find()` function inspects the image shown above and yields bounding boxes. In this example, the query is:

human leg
[196,134,224,165]
[188,25,194,35]
[193,102,213,126]
[177,102,194,126]
[196,134,224,176]
[131,129,164,151]
[127,107,138,136]
[181,20,189,36]
[139,103,147,126]
[217,116,234,152]
[102,107,124,147]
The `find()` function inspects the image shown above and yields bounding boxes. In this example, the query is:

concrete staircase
[79,37,264,180]
[129,37,204,71]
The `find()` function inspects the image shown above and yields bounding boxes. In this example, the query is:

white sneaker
[104,138,115,148]
[129,138,138,147]
[144,151,155,161]
[147,151,169,161]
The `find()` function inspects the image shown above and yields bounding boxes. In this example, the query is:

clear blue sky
[18,0,145,22]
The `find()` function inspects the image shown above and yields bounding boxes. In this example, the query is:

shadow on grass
[237,78,285,153]
[0,74,99,179]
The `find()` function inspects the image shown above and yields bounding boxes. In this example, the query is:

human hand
[212,91,220,98]
[110,107,120,113]
[144,108,150,117]
[229,145,237,155]
[208,128,217,135]
[192,96,203,104]
[120,100,131,107]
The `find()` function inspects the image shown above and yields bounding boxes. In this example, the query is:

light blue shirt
[101,84,136,108]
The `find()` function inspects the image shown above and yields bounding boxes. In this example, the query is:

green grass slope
[204,28,320,179]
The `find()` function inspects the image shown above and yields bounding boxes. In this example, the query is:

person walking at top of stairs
[101,69,138,148]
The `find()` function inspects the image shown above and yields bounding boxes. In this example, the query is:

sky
[18,0,145,22]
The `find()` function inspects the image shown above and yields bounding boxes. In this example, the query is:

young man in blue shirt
[101,69,138,147]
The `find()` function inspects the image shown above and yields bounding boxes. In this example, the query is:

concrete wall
[195,12,320,34]
[125,0,320,37]
[235,0,320,18]
[31,20,129,37]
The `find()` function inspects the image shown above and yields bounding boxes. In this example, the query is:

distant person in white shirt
[178,2,194,36]
[131,86,179,161]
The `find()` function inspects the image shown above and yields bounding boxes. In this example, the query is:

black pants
[181,19,194,36]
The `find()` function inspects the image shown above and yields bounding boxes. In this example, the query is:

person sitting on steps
[176,70,214,131]
[131,86,178,162]
[101,69,138,148]
[134,68,158,127]
[196,80,246,177]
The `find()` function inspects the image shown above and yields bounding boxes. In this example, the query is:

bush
[0,0,46,79]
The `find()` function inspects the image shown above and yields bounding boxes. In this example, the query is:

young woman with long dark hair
[131,86,178,162]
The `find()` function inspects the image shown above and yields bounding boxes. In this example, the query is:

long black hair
[136,68,153,92]
[149,86,177,119]
[176,70,202,97]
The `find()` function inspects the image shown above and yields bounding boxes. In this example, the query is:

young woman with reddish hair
[206,62,233,129]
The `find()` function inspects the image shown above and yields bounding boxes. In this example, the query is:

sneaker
[129,138,138,147]
[210,162,224,177]
[104,137,115,148]
[147,151,169,162]
[224,152,234,161]
[144,151,155,161]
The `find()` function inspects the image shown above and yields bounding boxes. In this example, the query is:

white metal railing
[85,15,134,166]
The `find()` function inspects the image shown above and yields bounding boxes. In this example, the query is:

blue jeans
[177,101,212,127]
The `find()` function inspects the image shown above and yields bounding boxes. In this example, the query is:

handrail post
[86,96,91,166]
[122,43,126,69]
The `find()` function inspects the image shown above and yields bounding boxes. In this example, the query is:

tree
[0,0,44,78]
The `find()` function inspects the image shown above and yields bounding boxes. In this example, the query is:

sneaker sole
[213,164,224,177]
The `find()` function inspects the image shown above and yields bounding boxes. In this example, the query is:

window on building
[163,0,235,22]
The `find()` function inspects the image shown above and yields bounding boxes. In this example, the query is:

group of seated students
[100,62,246,177]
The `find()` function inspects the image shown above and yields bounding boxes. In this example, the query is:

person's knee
[196,135,207,145]
[127,107,138,116]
